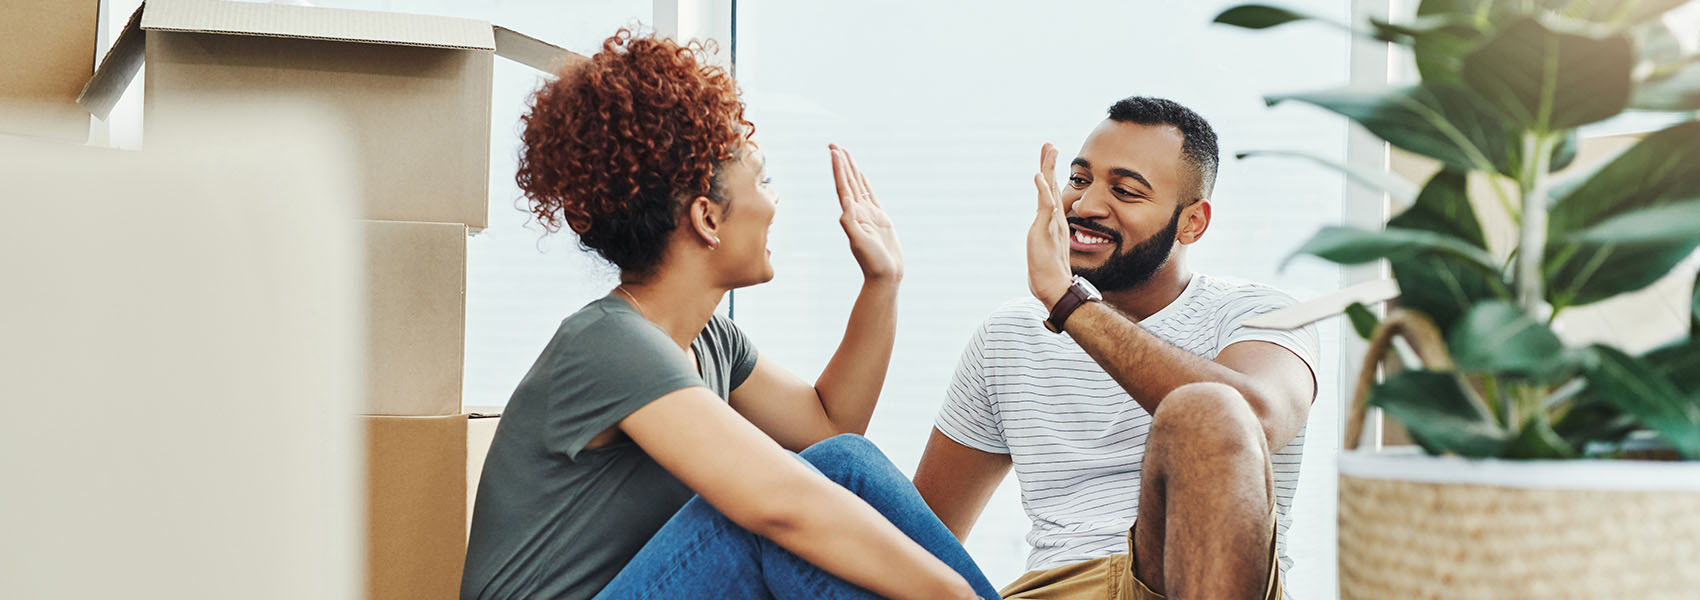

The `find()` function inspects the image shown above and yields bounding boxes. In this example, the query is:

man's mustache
[1066,217,1122,244]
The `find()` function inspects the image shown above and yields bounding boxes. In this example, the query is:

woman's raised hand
[830,145,903,282]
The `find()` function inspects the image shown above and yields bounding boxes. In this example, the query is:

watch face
[1073,275,1102,300]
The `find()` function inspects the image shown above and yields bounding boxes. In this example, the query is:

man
[914,97,1319,600]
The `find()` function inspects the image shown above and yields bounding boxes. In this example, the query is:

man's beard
[1070,205,1181,292]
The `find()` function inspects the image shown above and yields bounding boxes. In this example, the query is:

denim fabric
[593,434,1001,599]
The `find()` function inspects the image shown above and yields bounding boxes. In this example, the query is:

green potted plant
[1214,1,1700,597]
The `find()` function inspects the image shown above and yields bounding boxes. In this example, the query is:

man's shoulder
[979,296,1050,334]
[1190,273,1303,312]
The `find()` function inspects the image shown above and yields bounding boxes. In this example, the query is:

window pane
[733,1,1349,596]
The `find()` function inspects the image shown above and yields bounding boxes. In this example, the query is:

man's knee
[1149,383,1267,458]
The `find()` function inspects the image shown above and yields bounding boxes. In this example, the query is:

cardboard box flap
[143,0,495,50]
[78,5,147,120]
[493,26,586,75]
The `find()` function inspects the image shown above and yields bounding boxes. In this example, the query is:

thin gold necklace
[615,285,646,317]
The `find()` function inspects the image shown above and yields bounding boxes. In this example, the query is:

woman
[461,29,1000,600]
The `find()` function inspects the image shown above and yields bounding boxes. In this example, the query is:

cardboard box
[364,220,466,416]
[79,0,586,229]
[465,406,503,535]
[366,414,469,600]
[0,0,100,141]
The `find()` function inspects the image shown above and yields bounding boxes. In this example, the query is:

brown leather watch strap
[1044,283,1090,333]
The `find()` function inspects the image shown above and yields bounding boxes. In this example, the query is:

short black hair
[1106,96,1219,201]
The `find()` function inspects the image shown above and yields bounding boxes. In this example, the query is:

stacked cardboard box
[79,1,575,598]
[1,0,101,141]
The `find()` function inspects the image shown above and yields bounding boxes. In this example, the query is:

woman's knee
[798,433,891,479]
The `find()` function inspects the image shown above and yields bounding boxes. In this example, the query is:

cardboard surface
[464,407,503,536]
[364,220,466,416]
[80,0,581,229]
[366,414,469,600]
[146,30,494,227]
[142,0,494,50]
[0,0,100,141]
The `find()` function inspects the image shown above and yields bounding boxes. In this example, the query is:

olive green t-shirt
[461,295,758,600]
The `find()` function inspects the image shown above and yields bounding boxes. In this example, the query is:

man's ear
[1177,199,1211,244]
[687,195,723,248]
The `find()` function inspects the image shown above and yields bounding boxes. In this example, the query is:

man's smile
[1068,222,1119,253]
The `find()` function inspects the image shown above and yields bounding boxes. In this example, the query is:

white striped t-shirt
[936,273,1320,579]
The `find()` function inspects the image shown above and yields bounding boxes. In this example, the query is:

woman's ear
[1178,199,1211,244]
[687,195,723,249]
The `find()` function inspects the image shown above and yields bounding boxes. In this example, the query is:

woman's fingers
[830,146,857,215]
[844,149,880,209]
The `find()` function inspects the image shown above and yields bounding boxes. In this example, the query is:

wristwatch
[1044,275,1102,333]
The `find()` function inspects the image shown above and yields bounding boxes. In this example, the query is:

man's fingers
[1034,173,1053,215]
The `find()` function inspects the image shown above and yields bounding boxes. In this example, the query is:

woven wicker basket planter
[1340,310,1700,598]
[1338,451,1700,599]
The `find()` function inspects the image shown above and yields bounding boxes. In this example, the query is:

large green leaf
[1547,199,1700,306]
[1548,121,1700,237]
[1286,225,1501,272]
[1212,5,1320,30]
[1693,269,1700,335]
[1582,345,1700,459]
[1503,412,1580,458]
[1545,122,1700,306]
[1346,301,1380,340]
[1460,17,1634,132]
[1449,301,1579,379]
[1552,400,1640,452]
[1390,252,1512,332]
[1568,199,1700,246]
[1547,241,1700,307]
[1235,150,1419,204]
[1214,3,1468,46]
[1388,169,1486,249]
[1267,84,1518,176]
[1371,370,1509,457]
[1644,338,1700,396]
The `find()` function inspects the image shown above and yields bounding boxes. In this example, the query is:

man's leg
[1131,382,1276,599]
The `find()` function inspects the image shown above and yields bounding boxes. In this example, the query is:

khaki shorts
[998,513,1281,600]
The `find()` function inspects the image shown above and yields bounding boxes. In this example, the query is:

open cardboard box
[1,0,101,141]
[78,0,586,229]
[365,408,502,600]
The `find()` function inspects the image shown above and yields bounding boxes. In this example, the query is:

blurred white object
[0,114,363,600]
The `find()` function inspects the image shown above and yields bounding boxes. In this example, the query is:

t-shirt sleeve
[1214,287,1321,398]
[542,314,708,461]
[708,314,760,391]
[934,320,1008,453]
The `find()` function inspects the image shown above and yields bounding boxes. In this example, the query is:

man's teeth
[1072,230,1111,245]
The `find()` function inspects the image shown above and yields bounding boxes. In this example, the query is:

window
[731,1,1357,595]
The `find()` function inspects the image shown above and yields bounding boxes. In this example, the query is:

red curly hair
[516,28,754,275]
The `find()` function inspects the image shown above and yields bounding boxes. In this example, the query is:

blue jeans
[593,434,1002,599]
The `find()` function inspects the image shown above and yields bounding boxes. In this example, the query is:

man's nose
[1070,186,1112,218]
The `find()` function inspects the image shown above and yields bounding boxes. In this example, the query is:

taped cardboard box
[364,220,465,416]
[0,0,100,141]
[366,414,469,600]
[465,406,503,535]
[79,0,586,229]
